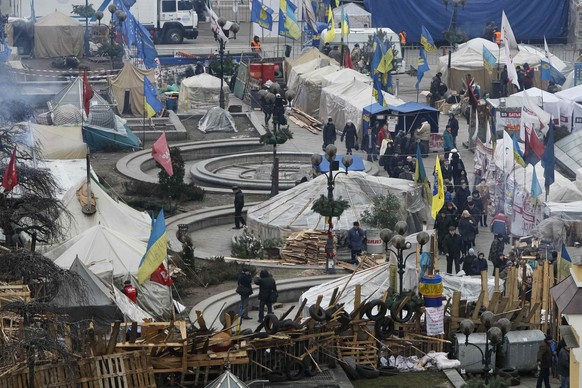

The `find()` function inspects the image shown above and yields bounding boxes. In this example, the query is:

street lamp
[380,223,430,294]
[459,313,510,384]
[95,5,126,70]
[311,145,353,274]
[214,18,240,109]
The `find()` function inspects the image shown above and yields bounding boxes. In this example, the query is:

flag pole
[142,106,146,150]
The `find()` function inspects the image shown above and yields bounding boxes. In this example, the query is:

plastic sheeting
[198,107,237,133]
[441,274,504,302]
[320,79,404,134]
[48,77,110,114]
[332,3,371,29]
[33,11,83,58]
[293,64,341,117]
[178,73,230,114]
[246,171,428,240]
[364,0,568,42]
[300,264,390,315]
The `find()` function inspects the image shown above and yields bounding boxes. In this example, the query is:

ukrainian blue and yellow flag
[144,76,163,118]
[278,0,301,40]
[341,9,350,37]
[483,45,497,75]
[431,155,445,219]
[251,0,274,30]
[372,76,384,106]
[512,134,526,167]
[137,209,168,284]
[324,5,335,43]
[420,25,437,52]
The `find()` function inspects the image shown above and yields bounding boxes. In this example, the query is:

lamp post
[214,18,240,109]
[380,222,430,294]
[84,0,90,57]
[95,5,126,70]
[311,145,353,274]
[459,313,511,384]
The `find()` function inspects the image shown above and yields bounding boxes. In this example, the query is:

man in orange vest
[251,36,261,53]
[494,30,501,45]
[123,280,138,304]
[399,31,407,56]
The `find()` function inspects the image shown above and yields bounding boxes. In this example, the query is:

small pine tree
[157,147,186,199]
[360,192,401,229]
[71,4,96,19]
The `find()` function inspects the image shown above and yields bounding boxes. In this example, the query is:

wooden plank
[489,292,501,314]
[480,271,489,308]
[354,284,362,320]
[472,292,485,320]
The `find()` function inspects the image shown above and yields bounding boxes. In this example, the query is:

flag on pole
[137,209,168,284]
[278,0,301,40]
[420,25,436,52]
[540,60,566,85]
[416,47,430,89]
[144,76,163,118]
[541,122,555,195]
[521,89,550,140]
[531,167,542,198]
[152,132,174,176]
[149,263,174,286]
[2,148,17,191]
[502,130,515,176]
[251,0,274,30]
[372,75,384,106]
[501,11,520,89]
[324,6,335,43]
[544,36,551,64]
[344,49,353,69]
[524,126,545,165]
[415,144,432,205]
[431,155,445,219]
[562,242,572,262]
[301,0,318,33]
[82,71,94,116]
[482,45,497,75]
[512,134,526,167]
[341,9,350,37]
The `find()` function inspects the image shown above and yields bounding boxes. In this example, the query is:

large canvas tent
[246,171,428,240]
[293,64,341,117]
[321,68,372,88]
[33,11,83,58]
[287,57,333,94]
[109,62,156,117]
[30,123,86,159]
[178,73,230,114]
[284,48,337,80]
[319,79,404,134]
[332,3,371,28]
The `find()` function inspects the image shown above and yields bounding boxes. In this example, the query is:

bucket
[366,229,383,254]
[262,63,275,83]
[249,63,262,80]
[419,275,443,297]
[166,97,178,112]
[424,296,443,308]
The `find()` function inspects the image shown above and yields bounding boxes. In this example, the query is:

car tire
[303,357,318,377]
[390,299,414,323]
[309,304,327,322]
[379,365,399,376]
[267,370,287,382]
[375,316,395,340]
[339,362,360,380]
[286,359,306,381]
[355,365,380,379]
[364,299,388,321]
[165,28,183,44]
[264,313,279,334]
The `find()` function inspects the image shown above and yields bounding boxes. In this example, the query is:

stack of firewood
[288,108,322,134]
[280,229,331,265]
[336,254,384,272]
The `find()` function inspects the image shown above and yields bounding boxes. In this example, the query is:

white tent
[321,68,372,88]
[48,76,110,114]
[287,57,333,94]
[33,11,83,58]
[284,48,337,80]
[332,2,371,28]
[556,84,582,103]
[293,64,341,116]
[30,123,86,159]
[246,171,428,240]
[54,177,152,243]
[438,38,548,93]
[319,79,404,134]
[178,73,230,114]
[205,370,248,388]
[555,86,582,132]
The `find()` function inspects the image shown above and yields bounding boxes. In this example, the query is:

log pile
[280,230,332,265]
[336,254,384,272]
[288,107,322,135]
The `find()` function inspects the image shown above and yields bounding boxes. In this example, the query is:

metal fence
[210,0,251,23]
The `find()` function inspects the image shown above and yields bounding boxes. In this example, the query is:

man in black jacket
[322,117,336,148]
[232,186,246,229]
[254,270,277,323]
[236,267,253,319]
[443,226,463,274]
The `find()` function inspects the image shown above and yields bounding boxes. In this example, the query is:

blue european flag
[114,0,158,69]
[251,0,274,31]
[541,60,566,85]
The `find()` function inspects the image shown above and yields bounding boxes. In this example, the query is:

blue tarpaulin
[318,155,365,172]
[387,102,440,133]
[363,0,568,42]
[362,103,390,137]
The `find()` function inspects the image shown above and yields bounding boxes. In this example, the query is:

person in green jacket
[443,125,454,157]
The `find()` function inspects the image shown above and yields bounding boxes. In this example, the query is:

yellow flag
[324,6,335,43]
[431,155,445,219]
[376,47,394,74]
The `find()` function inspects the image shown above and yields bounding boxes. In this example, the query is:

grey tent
[198,107,237,133]
[332,3,372,28]
[205,370,248,388]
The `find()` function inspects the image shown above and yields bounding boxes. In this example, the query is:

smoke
[0,63,34,127]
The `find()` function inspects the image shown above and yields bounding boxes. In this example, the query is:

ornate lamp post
[214,18,240,109]
[380,222,430,294]
[311,145,353,274]
[95,5,126,70]
[459,313,511,383]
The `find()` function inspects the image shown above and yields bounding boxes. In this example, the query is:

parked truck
[10,0,199,44]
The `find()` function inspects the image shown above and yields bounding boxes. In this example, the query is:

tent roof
[247,171,426,232]
[332,2,371,17]
[48,77,109,112]
[551,276,582,314]
[555,84,582,103]
[285,48,337,78]
[111,61,155,89]
[388,101,439,113]
[45,224,147,278]
[36,10,81,26]
[30,123,87,159]
[180,72,226,89]
[556,128,582,178]
[205,370,248,388]
[288,58,333,92]
[512,87,562,102]
[321,68,372,88]
[364,102,389,115]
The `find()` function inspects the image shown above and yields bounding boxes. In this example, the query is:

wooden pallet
[0,284,31,307]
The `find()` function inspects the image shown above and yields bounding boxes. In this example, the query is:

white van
[319,27,405,72]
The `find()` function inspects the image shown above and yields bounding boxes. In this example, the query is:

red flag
[150,263,173,286]
[344,50,353,69]
[82,71,94,116]
[524,125,545,165]
[151,132,173,176]
[2,148,17,191]
[466,77,479,109]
